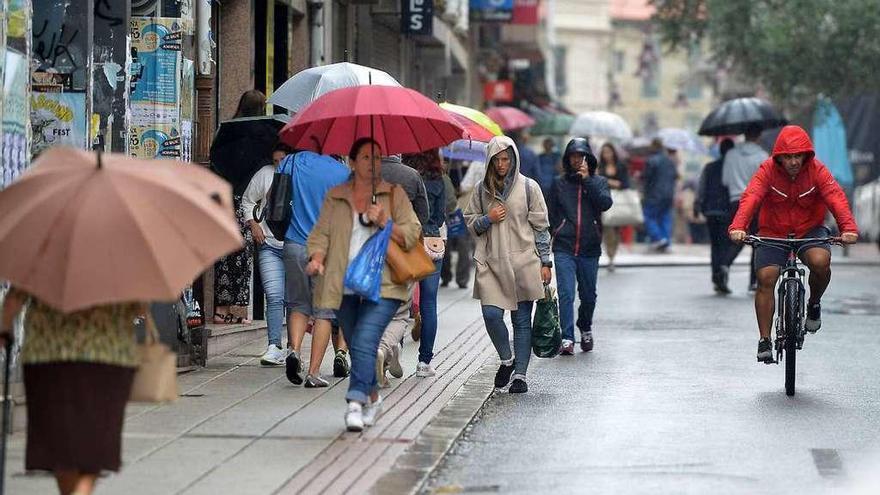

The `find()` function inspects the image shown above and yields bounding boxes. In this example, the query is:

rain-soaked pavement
[424,263,880,495]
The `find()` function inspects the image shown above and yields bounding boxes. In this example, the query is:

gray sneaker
[304,374,329,388]
[757,338,774,364]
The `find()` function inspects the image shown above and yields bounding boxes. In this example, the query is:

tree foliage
[651,0,880,105]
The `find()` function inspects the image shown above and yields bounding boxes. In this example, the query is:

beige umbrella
[0,147,243,313]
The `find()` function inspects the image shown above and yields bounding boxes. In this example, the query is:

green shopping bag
[532,286,562,358]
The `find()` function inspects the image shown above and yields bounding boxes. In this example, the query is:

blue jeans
[555,251,599,342]
[418,260,443,364]
[257,244,286,347]
[336,296,401,404]
[482,302,534,377]
[643,203,673,243]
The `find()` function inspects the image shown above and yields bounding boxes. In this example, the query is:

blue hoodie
[282,152,351,245]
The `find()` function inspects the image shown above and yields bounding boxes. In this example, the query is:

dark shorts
[755,226,832,270]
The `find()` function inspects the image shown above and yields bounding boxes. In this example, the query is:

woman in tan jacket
[306,138,422,431]
[464,136,552,394]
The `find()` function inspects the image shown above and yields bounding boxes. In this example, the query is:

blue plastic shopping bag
[446,209,466,238]
[343,221,393,302]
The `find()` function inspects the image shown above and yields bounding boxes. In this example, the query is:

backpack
[255,154,295,241]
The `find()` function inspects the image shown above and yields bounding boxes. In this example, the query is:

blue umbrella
[812,98,854,187]
[440,140,488,162]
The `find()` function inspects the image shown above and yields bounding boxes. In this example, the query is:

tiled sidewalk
[5,287,494,495]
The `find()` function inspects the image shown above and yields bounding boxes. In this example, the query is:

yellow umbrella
[440,102,504,141]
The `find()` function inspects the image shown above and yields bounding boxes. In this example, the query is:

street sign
[402,0,434,36]
[483,80,514,103]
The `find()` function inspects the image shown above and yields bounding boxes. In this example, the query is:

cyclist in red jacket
[728,125,858,363]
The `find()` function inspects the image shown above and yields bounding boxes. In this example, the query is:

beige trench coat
[307,181,422,310]
[464,136,549,311]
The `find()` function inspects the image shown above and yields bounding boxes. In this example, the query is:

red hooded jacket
[729,125,858,238]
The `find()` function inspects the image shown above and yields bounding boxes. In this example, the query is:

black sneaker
[333,350,350,378]
[580,332,594,352]
[805,303,821,333]
[509,378,528,394]
[757,338,774,364]
[286,351,304,385]
[494,362,515,388]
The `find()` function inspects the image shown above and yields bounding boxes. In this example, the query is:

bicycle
[743,234,843,396]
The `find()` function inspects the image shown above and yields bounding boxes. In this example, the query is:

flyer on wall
[2,49,30,189]
[30,92,88,155]
[129,124,182,160]
[130,17,183,125]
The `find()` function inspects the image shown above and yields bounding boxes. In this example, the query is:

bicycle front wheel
[783,279,800,396]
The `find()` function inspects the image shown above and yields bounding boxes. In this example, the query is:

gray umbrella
[698,97,787,136]
[267,62,401,113]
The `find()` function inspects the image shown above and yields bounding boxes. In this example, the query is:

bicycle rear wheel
[783,279,800,396]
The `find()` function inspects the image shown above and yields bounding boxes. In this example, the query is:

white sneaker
[416,362,436,377]
[260,344,286,366]
[388,344,404,378]
[345,402,364,432]
[363,395,384,427]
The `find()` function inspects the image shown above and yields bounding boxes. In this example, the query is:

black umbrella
[209,115,289,195]
[698,97,787,136]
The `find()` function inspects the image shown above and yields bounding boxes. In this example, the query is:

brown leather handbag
[386,188,436,284]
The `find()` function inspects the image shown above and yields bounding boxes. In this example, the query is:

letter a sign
[402,0,434,36]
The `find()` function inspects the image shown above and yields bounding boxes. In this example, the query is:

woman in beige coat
[464,136,552,394]
[306,138,422,431]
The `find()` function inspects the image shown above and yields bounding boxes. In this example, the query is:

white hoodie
[722,141,769,202]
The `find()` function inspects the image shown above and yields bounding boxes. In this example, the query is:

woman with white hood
[464,136,553,394]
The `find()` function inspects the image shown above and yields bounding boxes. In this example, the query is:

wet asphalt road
[424,264,880,495]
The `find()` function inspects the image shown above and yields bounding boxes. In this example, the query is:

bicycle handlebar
[744,235,844,248]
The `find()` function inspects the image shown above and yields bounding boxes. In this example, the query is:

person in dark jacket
[696,138,735,294]
[642,139,679,251]
[548,138,613,354]
[402,150,448,378]
[537,138,562,199]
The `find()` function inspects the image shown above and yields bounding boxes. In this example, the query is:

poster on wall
[181,58,194,121]
[181,120,192,162]
[30,92,88,154]
[130,17,182,125]
[2,49,29,189]
[129,124,182,159]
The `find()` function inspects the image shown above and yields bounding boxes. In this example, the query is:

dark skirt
[24,362,135,473]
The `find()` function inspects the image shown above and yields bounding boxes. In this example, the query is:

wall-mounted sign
[402,0,434,35]
[512,0,540,25]
[483,80,514,103]
[471,0,514,22]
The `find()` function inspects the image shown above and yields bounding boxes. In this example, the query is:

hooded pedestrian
[548,138,613,354]
[464,136,552,394]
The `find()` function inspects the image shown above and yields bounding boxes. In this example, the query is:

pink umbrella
[485,106,536,132]
[0,147,243,313]
[279,85,464,155]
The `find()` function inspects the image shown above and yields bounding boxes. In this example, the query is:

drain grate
[811,448,845,478]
